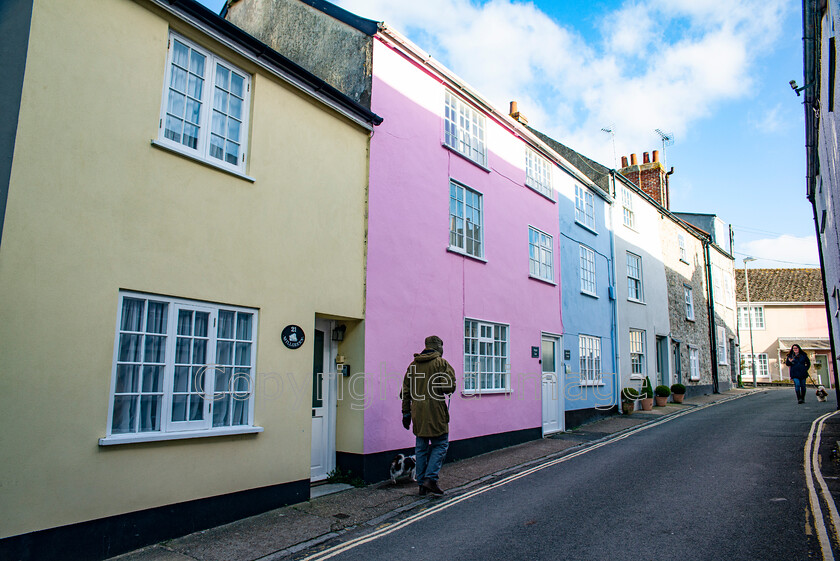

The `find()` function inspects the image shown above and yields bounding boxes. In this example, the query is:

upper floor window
[738,306,765,329]
[678,234,687,262]
[580,245,597,296]
[444,90,486,166]
[627,252,644,302]
[575,185,595,230]
[621,187,635,228]
[526,149,553,198]
[464,319,509,392]
[579,335,602,385]
[105,292,257,443]
[684,284,695,320]
[449,181,483,258]
[528,227,554,282]
[158,32,250,174]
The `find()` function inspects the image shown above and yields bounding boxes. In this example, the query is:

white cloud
[335,0,790,163]
[748,103,786,134]
[740,235,820,269]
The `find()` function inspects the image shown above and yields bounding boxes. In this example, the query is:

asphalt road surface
[304,389,833,561]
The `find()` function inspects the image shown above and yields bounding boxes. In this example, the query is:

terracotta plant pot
[672,393,685,404]
[640,397,654,411]
[622,401,636,415]
[655,396,668,407]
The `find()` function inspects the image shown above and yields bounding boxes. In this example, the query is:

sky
[199,0,818,270]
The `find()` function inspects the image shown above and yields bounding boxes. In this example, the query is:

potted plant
[654,385,671,407]
[670,383,686,403]
[640,377,654,411]
[621,387,639,414]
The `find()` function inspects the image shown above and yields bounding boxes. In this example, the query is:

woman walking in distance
[785,344,811,403]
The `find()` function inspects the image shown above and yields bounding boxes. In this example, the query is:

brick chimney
[619,150,670,209]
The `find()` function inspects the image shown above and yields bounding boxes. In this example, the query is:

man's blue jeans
[793,377,807,399]
[415,434,449,483]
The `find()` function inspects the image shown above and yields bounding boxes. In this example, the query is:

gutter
[609,171,622,411]
[704,239,721,393]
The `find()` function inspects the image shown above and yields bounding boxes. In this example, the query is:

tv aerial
[654,128,674,164]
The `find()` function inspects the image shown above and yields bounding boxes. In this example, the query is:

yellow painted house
[0,0,380,558]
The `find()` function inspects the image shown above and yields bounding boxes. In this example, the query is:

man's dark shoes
[418,485,427,496]
[421,479,444,496]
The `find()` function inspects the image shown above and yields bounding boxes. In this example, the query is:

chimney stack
[618,149,670,210]
[508,101,528,125]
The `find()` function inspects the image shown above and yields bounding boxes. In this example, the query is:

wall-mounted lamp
[790,79,814,96]
[332,324,346,341]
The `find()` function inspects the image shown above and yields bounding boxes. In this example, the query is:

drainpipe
[610,170,622,410]
[810,194,840,404]
[704,239,720,393]
[610,171,622,408]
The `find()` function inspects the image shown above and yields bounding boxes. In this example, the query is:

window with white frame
[158,32,250,173]
[449,180,483,258]
[575,185,595,229]
[579,335,602,385]
[713,265,723,304]
[689,347,700,381]
[528,227,553,282]
[444,90,487,166]
[684,285,695,320]
[738,306,765,329]
[580,245,597,295]
[526,148,553,198]
[678,234,687,262]
[107,292,257,440]
[743,353,769,378]
[716,324,728,364]
[464,319,509,392]
[724,275,735,308]
[630,329,646,375]
[622,187,635,228]
[626,252,644,301]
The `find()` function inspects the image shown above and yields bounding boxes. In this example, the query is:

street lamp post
[744,257,757,388]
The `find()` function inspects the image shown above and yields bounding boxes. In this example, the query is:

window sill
[461,389,511,396]
[447,246,488,263]
[628,298,646,305]
[581,290,599,299]
[99,425,263,446]
[686,317,695,322]
[529,274,557,286]
[575,220,598,235]
[680,259,690,265]
[442,143,491,172]
[525,182,556,202]
[623,223,638,233]
[151,140,255,183]
[579,381,606,387]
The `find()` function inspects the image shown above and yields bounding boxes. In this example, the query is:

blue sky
[199,0,815,269]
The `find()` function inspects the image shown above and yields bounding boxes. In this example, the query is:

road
[300,389,832,561]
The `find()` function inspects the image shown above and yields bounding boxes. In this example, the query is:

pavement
[110,388,765,561]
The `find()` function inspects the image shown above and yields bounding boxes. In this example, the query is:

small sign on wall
[531,346,540,358]
[565,350,571,361]
[281,325,305,349]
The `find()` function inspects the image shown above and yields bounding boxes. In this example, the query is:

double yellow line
[806,409,840,561]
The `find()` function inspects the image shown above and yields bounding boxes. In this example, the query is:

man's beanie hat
[425,335,444,353]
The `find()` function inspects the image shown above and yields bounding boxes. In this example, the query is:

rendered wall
[746,303,830,380]
[0,0,369,538]
[362,37,564,455]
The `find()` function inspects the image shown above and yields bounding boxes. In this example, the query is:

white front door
[311,319,337,482]
[541,335,563,436]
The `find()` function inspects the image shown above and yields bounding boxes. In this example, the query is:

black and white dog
[816,385,829,402]
[388,453,416,484]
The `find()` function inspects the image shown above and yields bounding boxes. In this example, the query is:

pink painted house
[357,29,566,480]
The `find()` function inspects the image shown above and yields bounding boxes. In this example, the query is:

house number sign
[281,325,305,349]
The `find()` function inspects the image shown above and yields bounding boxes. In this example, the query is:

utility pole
[744,257,757,388]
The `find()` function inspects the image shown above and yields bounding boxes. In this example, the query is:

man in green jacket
[401,335,456,496]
